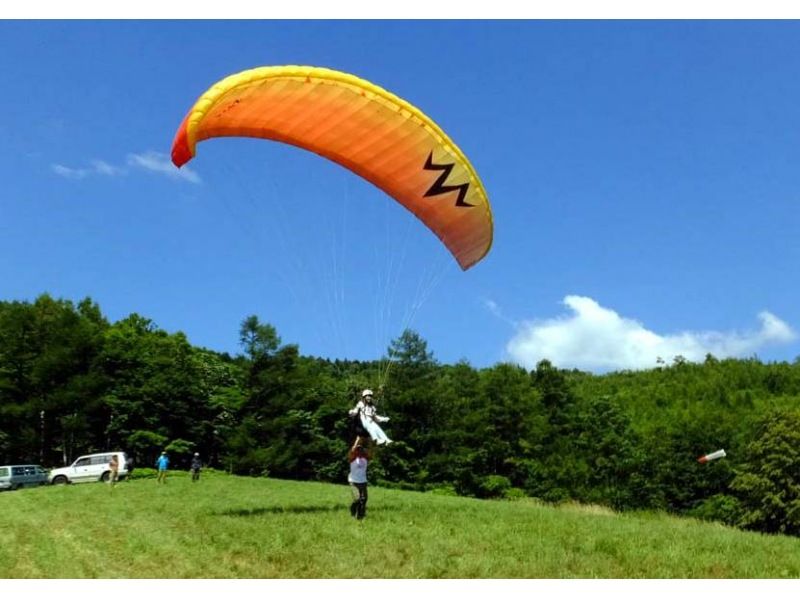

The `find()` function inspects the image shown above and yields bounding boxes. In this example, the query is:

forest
[2,294,799,537]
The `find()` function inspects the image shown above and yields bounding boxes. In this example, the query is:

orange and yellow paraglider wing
[171,66,492,270]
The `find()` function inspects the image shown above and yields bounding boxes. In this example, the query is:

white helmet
[362,389,374,397]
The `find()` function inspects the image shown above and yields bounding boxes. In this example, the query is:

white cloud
[90,159,125,176]
[506,295,797,372]
[52,160,125,179]
[482,298,516,327]
[51,151,199,183]
[52,164,89,179]
[127,151,201,184]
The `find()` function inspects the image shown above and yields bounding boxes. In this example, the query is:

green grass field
[1,470,798,578]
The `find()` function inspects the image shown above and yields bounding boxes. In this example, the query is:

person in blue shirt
[156,452,169,484]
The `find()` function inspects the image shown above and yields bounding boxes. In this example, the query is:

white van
[0,464,49,490]
[48,452,129,485]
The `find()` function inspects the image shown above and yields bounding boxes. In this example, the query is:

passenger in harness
[348,388,392,445]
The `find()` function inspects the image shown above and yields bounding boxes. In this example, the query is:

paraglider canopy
[171,65,493,270]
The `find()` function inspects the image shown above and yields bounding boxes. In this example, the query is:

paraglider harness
[348,404,369,440]
[348,388,392,448]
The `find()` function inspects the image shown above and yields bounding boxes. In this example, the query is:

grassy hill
[1,471,798,578]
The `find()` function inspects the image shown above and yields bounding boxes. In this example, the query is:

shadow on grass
[216,504,397,517]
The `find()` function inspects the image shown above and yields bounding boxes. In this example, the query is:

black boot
[356,498,367,520]
[350,501,358,517]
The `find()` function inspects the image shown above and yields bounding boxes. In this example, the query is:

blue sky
[1,20,799,371]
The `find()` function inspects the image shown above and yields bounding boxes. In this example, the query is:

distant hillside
[2,295,799,539]
[1,472,798,578]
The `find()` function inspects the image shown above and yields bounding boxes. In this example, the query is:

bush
[128,467,157,480]
[502,487,527,501]
[479,475,511,498]
[688,494,742,526]
[427,484,458,497]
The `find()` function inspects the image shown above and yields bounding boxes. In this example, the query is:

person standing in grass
[191,452,202,482]
[108,454,120,488]
[156,451,169,484]
[347,437,369,520]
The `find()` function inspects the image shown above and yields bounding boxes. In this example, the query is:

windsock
[697,449,726,463]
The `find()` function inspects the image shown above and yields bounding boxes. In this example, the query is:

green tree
[570,394,641,509]
[382,329,439,484]
[98,315,210,464]
[731,409,800,536]
[239,315,280,361]
[127,430,168,467]
[0,295,109,464]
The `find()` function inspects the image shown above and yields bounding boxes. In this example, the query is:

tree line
[1,294,799,537]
